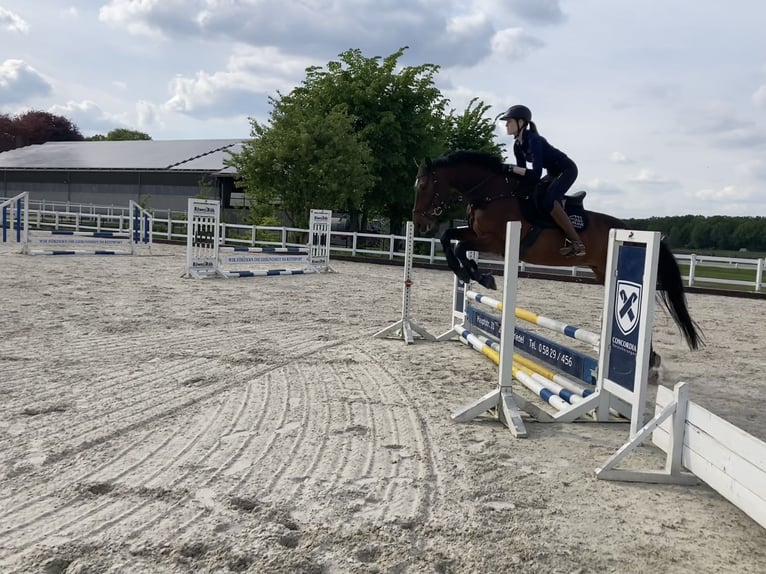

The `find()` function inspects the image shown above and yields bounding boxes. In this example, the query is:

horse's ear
[413,157,419,168]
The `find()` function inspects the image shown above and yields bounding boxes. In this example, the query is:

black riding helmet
[498,104,532,122]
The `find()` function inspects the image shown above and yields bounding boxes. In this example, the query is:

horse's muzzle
[411,212,435,234]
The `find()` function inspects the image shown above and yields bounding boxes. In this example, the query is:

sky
[1,0,765,219]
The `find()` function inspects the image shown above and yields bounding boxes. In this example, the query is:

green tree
[732,219,765,251]
[443,98,505,156]
[227,102,372,227]
[87,128,152,141]
[615,214,766,252]
[708,216,737,250]
[688,219,712,250]
[229,47,449,233]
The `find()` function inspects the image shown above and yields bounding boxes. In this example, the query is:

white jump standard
[185,198,333,279]
[373,221,436,344]
[450,226,661,438]
[1,191,153,255]
[1,192,27,247]
[449,221,529,437]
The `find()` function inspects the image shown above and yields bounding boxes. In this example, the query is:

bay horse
[412,150,702,353]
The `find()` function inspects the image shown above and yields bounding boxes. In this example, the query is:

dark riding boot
[550,202,586,257]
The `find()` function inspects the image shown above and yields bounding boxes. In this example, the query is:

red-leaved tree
[0,110,84,151]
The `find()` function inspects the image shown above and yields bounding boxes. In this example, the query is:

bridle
[414,170,448,218]
[414,166,509,219]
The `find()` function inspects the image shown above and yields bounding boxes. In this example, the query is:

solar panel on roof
[0,140,246,171]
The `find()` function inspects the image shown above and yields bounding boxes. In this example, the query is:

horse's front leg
[441,227,475,284]
[454,239,497,290]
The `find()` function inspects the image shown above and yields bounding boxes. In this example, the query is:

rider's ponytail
[527,120,538,134]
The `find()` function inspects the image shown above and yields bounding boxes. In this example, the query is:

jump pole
[373,221,435,344]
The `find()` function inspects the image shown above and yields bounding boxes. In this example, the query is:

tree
[439,98,506,223]
[12,110,83,146]
[227,101,373,227]
[708,216,737,250]
[87,128,152,141]
[443,98,505,156]
[0,113,14,152]
[732,219,765,251]
[229,47,450,233]
[688,219,712,250]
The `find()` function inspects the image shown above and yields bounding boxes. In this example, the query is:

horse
[412,150,703,354]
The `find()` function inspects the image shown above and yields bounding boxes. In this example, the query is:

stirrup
[560,240,586,257]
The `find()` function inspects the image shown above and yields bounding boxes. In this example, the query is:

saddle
[511,180,589,257]
[519,179,589,231]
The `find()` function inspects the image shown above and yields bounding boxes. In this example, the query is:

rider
[499,104,586,257]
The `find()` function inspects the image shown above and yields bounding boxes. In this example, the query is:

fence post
[688,254,697,287]
[756,258,764,292]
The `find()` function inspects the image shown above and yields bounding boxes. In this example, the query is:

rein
[416,169,517,218]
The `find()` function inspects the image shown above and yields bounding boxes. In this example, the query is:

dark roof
[0,139,246,172]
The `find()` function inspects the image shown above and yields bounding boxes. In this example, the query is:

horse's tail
[656,240,704,350]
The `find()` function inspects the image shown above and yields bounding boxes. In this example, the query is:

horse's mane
[433,150,505,174]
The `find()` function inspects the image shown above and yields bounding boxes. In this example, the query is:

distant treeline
[623,215,766,253]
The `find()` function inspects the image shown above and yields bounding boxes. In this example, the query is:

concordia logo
[615,280,641,336]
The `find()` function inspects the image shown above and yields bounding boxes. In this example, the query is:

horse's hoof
[479,274,497,290]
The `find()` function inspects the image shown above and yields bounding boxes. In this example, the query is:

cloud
[491,28,544,61]
[586,178,625,195]
[0,7,28,32]
[639,82,683,103]
[737,158,766,181]
[163,45,317,119]
[136,100,160,130]
[680,102,747,133]
[48,100,130,134]
[751,85,766,109]
[677,101,766,147]
[610,151,633,164]
[628,169,677,186]
[717,127,766,148]
[507,0,565,25]
[0,60,52,104]
[693,186,752,202]
[98,0,171,38]
[98,1,496,68]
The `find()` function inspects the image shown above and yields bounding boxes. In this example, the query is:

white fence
[4,198,764,293]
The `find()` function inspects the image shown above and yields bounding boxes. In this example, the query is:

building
[0,139,247,212]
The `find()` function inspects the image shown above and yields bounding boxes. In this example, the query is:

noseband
[415,171,448,218]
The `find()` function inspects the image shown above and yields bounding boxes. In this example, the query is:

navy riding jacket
[513,129,576,184]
